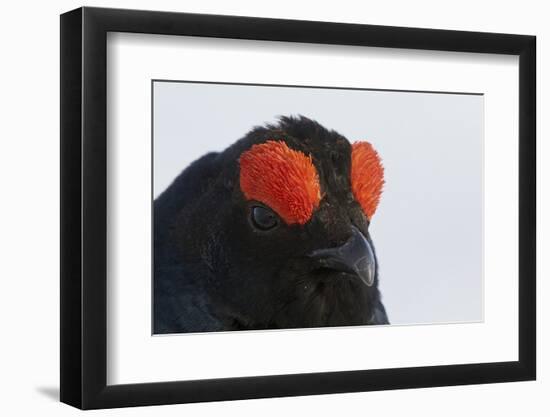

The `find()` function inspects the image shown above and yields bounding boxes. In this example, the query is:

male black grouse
[154,115,388,333]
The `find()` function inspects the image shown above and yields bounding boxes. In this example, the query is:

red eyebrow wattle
[239,140,321,225]
[351,141,384,219]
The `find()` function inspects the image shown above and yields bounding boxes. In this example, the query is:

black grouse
[154,115,388,333]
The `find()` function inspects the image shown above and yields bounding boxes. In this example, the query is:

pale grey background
[153,81,483,325]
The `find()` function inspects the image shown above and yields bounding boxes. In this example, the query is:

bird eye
[250,206,279,231]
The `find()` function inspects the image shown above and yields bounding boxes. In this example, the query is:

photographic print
[152,81,483,334]
[61,8,536,407]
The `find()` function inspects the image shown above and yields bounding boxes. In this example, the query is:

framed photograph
[60,6,536,409]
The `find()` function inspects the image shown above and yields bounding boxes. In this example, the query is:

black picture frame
[60,6,536,410]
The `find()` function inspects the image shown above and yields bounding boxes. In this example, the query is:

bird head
[168,116,385,330]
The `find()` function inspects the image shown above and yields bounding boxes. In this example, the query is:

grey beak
[307,225,376,287]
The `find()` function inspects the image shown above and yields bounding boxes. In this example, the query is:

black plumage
[154,116,388,333]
